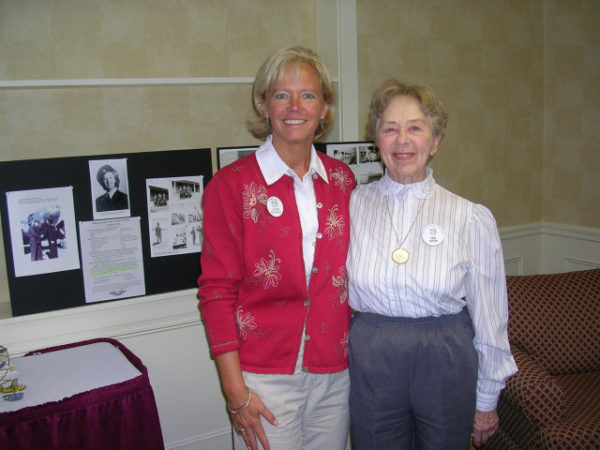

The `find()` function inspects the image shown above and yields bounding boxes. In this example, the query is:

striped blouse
[347,168,517,411]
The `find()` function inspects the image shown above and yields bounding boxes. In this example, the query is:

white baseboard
[166,427,231,450]
[499,223,543,275]
[499,222,600,275]
[0,288,200,356]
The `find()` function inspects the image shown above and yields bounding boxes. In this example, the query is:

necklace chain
[385,196,425,250]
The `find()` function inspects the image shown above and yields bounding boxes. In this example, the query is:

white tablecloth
[0,341,142,413]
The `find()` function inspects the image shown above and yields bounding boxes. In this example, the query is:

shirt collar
[256,135,329,185]
[378,167,434,199]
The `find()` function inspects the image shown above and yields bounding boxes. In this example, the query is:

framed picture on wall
[323,141,382,185]
[217,146,259,169]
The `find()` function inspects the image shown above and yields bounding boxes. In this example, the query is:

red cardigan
[198,151,355,374]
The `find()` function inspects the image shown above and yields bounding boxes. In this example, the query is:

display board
[0,149,212,316]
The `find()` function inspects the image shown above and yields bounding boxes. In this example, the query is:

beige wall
[543,0,600,226]
[0,0,317,159]
[356,0,600,230]
[1,0,599,308]
[357,0,545,227]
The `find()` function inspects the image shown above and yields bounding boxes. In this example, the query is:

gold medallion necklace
[385,196,425,264]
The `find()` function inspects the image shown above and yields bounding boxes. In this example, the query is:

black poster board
[0,149,212,316]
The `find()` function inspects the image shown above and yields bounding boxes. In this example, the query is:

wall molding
[498,222,600,275]
[565,257,600,271]
[0,288,200,356]
[0,77,256,89]
[541,222,600,242]
[166,427,231,450]
[503,257,524,276]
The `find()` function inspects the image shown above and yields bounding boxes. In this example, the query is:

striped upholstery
[485,269,600,449]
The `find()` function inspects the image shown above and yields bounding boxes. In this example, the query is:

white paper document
[0,342,142,413]
[79,217,146,303]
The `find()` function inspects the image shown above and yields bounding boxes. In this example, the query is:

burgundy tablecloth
[0,338,165,450]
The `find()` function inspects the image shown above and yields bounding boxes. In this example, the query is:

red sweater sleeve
[197,172,243,356]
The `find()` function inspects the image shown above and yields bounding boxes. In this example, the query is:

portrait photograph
[89,158,131,220]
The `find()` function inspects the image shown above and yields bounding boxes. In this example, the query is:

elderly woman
[198,46,355,450]
[347,79,517,449]
[95,164,129,212]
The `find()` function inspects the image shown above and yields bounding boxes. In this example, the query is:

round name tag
[421,224,444,246]
[267,196,284,217]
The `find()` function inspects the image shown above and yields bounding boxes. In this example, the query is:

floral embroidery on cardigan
[329,167,354,192]
[339,331,349,357]
[331,266,348,305]
[235,305,257,340]
[324,204,345,240]
[252,249,282,289]
[242,181,269,229]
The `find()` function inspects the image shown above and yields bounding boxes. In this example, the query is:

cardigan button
[312,173,318,180]
[316,202,323,209]
[316,233,323,239]
[311,267,318,274]
[304,300,310,307]
[304,335,311,341]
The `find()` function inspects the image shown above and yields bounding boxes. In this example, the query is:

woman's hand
[229,390,278,450]
[472,409,499,447]
[214,351,278,449]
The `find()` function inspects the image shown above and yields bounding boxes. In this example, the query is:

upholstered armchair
[485,269,600,449]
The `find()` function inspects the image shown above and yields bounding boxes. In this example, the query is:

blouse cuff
[476,391,499,412]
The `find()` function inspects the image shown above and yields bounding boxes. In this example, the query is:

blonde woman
[198,47,355,450]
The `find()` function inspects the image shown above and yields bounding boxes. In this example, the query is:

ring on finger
[237,428,246,434]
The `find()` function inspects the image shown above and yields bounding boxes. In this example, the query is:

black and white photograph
[217,146,259,169]
[145,175,204,257]
[149,186,169,211]
[326,141,383,185]
[5,186,80,277]
[89,158,131,219]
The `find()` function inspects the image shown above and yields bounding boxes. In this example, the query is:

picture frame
[217,146,259,169]
[321,141,382,185]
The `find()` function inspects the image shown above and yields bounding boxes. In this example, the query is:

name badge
[267,196,284,217]
[422,224,444,246]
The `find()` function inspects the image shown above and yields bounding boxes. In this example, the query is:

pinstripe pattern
[347,168,517,411]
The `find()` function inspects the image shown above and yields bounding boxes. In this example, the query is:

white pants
[232,369,350,450]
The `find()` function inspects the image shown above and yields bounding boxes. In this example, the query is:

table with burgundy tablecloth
[0,338,165,450]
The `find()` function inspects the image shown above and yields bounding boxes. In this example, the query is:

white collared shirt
[256,136,329,284]
[347,167,517,410]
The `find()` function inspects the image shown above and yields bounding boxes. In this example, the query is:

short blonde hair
[365,79,448,142]
[247,46,336,141]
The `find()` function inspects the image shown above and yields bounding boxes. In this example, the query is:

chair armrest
[503,346,565,427]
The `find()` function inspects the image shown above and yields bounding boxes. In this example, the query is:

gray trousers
[349,309,477,450]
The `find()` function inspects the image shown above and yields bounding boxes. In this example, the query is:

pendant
[392,248,409,264]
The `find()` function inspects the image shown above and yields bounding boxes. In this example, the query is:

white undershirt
[255,137,330,374]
